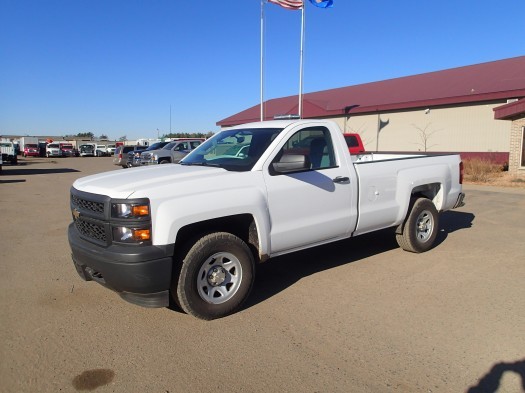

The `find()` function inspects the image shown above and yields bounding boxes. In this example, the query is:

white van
[46,143,62,157]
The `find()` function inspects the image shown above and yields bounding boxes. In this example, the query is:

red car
[343,133,365,155]
[60,143,75,157]
[23,144,40,157]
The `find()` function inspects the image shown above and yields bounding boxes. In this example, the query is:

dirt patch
[465,171,525,188]
[463,158,525,188]
[72,369,115,391]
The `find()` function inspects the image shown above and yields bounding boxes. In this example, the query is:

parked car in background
[113,145,147,168]
[1,141,17,165]
[60,143,75,157]
[127,145,152,167]
[95,144,109,157]
[106,144,116,155]
[46,143,62,157]
[130,141,170,167]
[79,144,95,157]
[141,139,204,165]
[19,137,39,155]
[343,133,365,155]
[23,143,40,157]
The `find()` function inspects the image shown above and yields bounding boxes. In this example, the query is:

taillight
[118,153,122,159]
[459,161,464,184]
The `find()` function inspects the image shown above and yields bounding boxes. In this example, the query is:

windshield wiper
[180,161,221,167]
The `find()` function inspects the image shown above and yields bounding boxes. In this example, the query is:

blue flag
[308,0,334,8]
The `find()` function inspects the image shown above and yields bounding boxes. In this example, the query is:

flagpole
[260,0,265,121]
[298,2,305,118]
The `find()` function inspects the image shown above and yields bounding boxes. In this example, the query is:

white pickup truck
[68,119,465,320]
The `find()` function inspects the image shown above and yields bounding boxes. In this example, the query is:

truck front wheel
[173,232,255,320]
[396,198,439,253]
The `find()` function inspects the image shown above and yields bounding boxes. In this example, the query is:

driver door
[262,125,357,254]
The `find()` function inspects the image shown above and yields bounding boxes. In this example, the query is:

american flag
[267,0,303,10]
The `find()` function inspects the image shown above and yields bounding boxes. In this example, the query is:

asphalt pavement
[1,157,524,393]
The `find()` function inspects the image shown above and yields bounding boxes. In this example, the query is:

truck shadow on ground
[167,210,475,315]
[246,210,475,310]
[434,210,475,247]
[0,167,80,177]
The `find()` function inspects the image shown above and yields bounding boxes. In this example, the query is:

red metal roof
[218,56,525,126]
[493,98,525,120]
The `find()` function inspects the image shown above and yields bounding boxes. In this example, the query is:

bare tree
[346,122,373,149]
[412,123,440,152]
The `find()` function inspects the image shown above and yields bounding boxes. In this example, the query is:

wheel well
[411,182,440,199]
[396,183,441,235]
[174,214,260,262]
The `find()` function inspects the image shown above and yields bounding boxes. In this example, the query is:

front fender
[151,173,271,257]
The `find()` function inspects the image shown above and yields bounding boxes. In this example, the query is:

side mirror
[272,154,310,173]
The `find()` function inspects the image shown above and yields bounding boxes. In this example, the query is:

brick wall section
[508,115,525,175]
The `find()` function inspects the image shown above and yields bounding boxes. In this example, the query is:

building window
[522,126,525,168]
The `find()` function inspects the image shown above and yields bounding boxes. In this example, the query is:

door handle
[333,176,350,183]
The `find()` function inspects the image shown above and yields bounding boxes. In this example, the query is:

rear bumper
[68,223,174,307]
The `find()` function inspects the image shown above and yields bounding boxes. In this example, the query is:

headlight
[112,227,151,243]
[152,154,158,161]
[111,202,150,219]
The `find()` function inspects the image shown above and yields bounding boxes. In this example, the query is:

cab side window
[280,127,335,170]
[176,142,189,151]
[190,141,201,149]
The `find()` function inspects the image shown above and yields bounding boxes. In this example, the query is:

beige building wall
[332,101,511,153]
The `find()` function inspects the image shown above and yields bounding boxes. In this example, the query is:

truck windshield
[145,142,169,151]
[181,128,283,171]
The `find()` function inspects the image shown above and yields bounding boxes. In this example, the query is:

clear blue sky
[1,0,524,140]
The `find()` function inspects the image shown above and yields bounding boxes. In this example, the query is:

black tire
[174,232,255,320]
[396,198,439,253]
[159,159,170,164]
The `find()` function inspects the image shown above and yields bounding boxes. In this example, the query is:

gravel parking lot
[1,157,524,393]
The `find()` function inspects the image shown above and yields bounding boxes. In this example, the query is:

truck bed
[352,152,463,236]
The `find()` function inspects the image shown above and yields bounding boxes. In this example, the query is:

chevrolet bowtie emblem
[72,208,81,220]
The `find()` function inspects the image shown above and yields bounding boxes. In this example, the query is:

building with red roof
[218,56,525,175]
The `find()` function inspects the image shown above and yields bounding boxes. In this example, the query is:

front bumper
[68,223,174,307]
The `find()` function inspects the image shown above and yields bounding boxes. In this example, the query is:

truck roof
[227,119,335,130]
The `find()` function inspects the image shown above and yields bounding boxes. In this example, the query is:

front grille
[74,217,107,242]
[141,153,152,160]
[70,189,109,244]
[71,194,104,214]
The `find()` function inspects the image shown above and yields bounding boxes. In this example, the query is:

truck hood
[72,164,241,199]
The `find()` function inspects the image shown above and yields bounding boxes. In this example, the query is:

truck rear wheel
[173,232,255,320]
[396,198,439,253]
